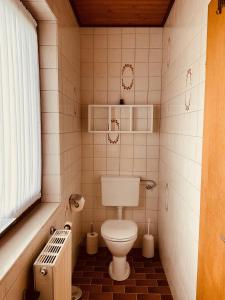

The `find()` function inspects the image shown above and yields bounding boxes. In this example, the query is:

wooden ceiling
[70,0,175,27]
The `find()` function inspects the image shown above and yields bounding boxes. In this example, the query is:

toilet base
[109,256,130,281]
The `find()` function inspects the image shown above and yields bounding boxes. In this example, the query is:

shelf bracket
[217,0,225,14]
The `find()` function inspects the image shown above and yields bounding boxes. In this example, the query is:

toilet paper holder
[140,179,156,190]
[69,194,83,209]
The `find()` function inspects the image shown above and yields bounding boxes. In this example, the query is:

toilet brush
[142,218,154,258]
[147,217,150,236]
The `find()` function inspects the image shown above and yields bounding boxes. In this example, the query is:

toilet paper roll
[142,234,154,258]
[70,195,85,212]
[86,232,98,255]
[75,196,85,212]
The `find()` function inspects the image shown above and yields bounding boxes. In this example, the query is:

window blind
[0,0,41,229]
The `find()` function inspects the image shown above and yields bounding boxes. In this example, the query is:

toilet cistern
[100,176,140,281]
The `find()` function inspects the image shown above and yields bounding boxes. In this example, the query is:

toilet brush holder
[72,286,82,300]
[142,234,154,258]
[142,218,154,258]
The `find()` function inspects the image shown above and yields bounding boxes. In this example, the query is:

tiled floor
[72,248,173,300]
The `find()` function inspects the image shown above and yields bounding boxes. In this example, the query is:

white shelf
[88,104,154,133]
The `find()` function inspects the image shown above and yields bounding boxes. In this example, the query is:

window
[0,0,41,234]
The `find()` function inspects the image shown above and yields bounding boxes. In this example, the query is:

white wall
[158,0,210,299]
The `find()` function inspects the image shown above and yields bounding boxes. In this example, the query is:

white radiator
[33,230,72,300]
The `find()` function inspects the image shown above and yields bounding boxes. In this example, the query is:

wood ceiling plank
[70,0,174,27]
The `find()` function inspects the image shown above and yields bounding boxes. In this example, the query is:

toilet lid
[101,220,137,241]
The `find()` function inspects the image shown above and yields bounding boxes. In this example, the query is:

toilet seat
[101,219,137,242]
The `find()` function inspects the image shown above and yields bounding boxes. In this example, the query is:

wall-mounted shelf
[88,105,154,133]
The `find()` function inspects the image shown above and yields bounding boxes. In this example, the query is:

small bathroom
[0,0,224,299]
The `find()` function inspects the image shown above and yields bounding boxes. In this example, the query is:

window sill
[0,202,59,282]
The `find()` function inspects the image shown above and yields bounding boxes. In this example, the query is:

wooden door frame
[197,0,225,298]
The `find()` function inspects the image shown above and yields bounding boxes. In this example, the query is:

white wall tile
[94,35,107,49]
[81,35,93,49]
[108,34,122,49]
[122,34,135,48]
[38,21,57,46]
[94,49,107,62]
[122,49,135,62]
[108,49,121,62]
[94,63,107,77]
[158,1,207,299]
[136,34,149,49]
[136,49,149,62]
[150,34,163,49]
[39,46,58,68]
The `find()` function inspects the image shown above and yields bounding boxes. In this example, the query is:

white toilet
[100,176,140,281]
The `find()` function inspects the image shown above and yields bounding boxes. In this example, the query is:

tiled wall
[25,0,82,204]
[24,0,82,259]
[0,1,81,299]
[80,27,162,246]
[158,0,210,299]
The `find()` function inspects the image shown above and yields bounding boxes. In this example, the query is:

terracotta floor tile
[73,271,83,277]
[129,273,146,280]
[83,271,104,278]
[102,285,125,293]
[144,262,162,268]
[103,272,111,278]
[146,274,166,280]
[135,268,155,273]
[125,286,148,293]
[95,267,108,272]
[74,278,91,284]
[86,261,106,267]
[89,293,113,300]
[92,278,113,285]
[79,291,89,299]
[113,293,137,300]
[161,296,173,300]
[76,261,86,267]
[137,294,161,300]
[157,280,169,286]
[134,262,145,268]
[79,284,102,293]
[114,279,136,286]
[136,280,158,287]
[76,266,95,271]
[148,287,171,295]
[155,268,164,273]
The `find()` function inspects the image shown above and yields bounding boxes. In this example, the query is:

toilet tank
[101,176,140,207]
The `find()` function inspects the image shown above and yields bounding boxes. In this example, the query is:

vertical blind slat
[0,0,41,219]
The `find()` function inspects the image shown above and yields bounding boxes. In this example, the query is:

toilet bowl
[100,176,140,281]
[101,219,137,281]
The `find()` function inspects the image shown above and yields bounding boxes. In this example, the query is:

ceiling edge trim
[69,0,82,26]
[78,24,164,28]
[161,0,175,26]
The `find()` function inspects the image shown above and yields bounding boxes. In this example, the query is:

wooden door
[197,0,225,299]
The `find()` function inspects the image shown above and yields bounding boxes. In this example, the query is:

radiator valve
[40,267,48,276]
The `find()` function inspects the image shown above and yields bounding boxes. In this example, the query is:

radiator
[33,230,72,300]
